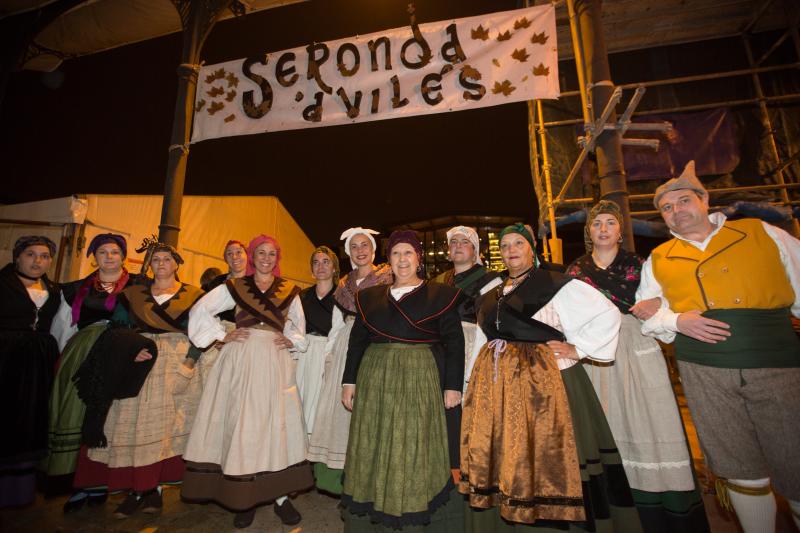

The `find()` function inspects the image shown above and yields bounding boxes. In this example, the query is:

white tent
[0,194,316,287]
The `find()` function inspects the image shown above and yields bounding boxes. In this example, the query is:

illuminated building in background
[384,216,523,277]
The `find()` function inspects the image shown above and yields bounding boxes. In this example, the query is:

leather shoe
[274,499,301,526]
[141,489,162,514]
[87,490,108,507]
[233,508,256,529]
[62,493,88,514]
[113,491,144,519]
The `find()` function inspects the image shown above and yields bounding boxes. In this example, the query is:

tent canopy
[0,194,317,287]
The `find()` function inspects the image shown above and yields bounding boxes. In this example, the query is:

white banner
[191,5,558,142]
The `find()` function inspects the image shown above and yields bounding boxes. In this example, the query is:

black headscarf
[13,235,56,262]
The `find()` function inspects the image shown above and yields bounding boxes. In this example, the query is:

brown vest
[123,283,204,333]
[226,276,301,332]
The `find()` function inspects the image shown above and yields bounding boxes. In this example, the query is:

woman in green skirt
[460,223,644,532]
[45,233,135,506]
[341,230,465,531]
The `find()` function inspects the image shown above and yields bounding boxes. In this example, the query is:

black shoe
[233,508,256,529]
[141,488,162,514]
[86,490,108,507]
[274,499,301,526]
[113,492,144,519]
[62,492,88,514]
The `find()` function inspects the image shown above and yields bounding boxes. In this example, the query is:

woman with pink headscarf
[182,235,312,529]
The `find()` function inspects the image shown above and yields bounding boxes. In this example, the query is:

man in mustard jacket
[635,160,800,533]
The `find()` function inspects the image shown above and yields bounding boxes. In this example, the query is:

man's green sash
[674,307,800,368]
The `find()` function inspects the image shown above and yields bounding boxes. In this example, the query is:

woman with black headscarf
[340,230,465,531]
[0,236,61,507]
[45,233,135,508]
[566,201,708,532]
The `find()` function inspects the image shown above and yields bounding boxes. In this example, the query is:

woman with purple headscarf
[183,235,312,529]
[45,233,135,508]
[340,230,465,531]
[0,236,61,507]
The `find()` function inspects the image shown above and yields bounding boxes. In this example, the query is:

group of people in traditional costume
[2,161,798,533]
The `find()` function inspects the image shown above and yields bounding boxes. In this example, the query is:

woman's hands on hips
[545,340,578,360]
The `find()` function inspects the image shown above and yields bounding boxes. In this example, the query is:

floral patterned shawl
[565,249,643,314]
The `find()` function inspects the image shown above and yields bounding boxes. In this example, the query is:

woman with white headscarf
[432,226,498,392]
[307,228,393,494]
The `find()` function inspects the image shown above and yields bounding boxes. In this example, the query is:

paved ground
[2,358,797,532]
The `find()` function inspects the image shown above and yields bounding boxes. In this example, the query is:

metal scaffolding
[530,0,800,261]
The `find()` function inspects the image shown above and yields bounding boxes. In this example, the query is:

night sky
[1,0,544,248]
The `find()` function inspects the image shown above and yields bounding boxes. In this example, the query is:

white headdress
[340,227,380,269]
[446,225,482,265]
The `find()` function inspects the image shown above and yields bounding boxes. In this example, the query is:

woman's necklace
[94,277,116,293]
[495,268,532,329]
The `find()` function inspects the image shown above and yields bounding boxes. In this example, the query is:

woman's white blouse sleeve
[50,293,78,352]
[551,279,621,362]
[284,295,308,353]
[188,284,235,348]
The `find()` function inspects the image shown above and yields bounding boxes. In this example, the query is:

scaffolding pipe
[632,201,800,217]
[743,33,800,235]
[537,100,561,262]
[558,62,800,98]
[553,87,622,207]
[561,183,800,205]
[616,85,646,135]
[542,93,800,128]
[742,0,779,34]
[754,27,791,67]
[527,100,550,261]
[566,0,591,126]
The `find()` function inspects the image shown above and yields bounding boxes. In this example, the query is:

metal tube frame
[532,2,800,237]
[742,27,800,234]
